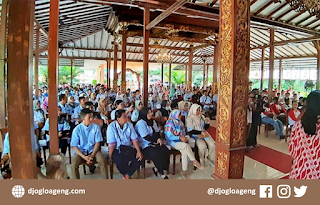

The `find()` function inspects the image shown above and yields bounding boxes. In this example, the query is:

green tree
[39,65,84,85]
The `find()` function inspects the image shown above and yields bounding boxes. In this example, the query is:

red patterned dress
[289,121,320,179]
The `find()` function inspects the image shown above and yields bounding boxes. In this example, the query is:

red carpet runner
[208,126,292,174]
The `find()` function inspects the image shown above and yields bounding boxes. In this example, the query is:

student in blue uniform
[135,107,170,179]
[72,96,87,124]
[43,106,71,155]
[107,109,143,179]
[58,94,73,116]
[70,108,108,179]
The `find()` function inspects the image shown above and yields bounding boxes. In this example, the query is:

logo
[259,185,272,198]
[12,185,25,198]
[277,185,291,198]
[294,186,307,198]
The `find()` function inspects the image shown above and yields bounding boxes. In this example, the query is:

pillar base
[46,154,68,179]
[212,144,246,179]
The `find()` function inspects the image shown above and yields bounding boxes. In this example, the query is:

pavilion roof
[1,0,320,66]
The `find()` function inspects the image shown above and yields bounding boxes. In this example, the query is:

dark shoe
[152,167,159,177]
[280,135,285,140]
[89,165,96,174]
[162,176,169,179]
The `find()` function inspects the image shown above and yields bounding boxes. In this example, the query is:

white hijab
[186,104,204,131]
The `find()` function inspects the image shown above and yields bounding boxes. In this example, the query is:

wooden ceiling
[2,0,320,65]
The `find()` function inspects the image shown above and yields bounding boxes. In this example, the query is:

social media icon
[260,185,272,198]
[294,186,307,198]
[277,185,291,198]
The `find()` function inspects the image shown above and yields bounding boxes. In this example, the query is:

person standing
[289,90,320,179]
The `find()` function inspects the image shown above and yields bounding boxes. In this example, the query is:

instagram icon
[277,185,291,198]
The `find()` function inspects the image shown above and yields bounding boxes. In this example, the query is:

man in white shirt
[200,90,216,119]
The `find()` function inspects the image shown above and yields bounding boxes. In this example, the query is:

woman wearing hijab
[186,104,215,167]
[135,107,170,179]
[178,101,190,123]
[131,100,143,123]
[164,110,204,179]
[151,94,161,109]
[289,90,320,179]
[97,98,109,121]
[34,100,45,130]
[41,96,49,113]
[160,100,170,118]
[67,95,78,114]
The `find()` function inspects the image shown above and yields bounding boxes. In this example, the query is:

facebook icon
[260,185,273,198]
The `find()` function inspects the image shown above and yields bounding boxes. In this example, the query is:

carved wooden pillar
[188,45,193,90]
[7,0,37,179]
[313,40,320,90]
[260,48,265,91]
[121,30,127,93]
[143,7,150,106]
[268,28,275,101]
[34,27,40,100]
[113,44,118,90]
[213,43,219,94]
[48,0,60,155]
[0,0,8,129]
[185,64,187,86]
[212,0,250,179]
[278,59,283,91]
[100,64,105,84]
[107,50,111,88]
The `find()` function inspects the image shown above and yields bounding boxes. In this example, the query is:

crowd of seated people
[246,85,307,148]
[1,83,221,179]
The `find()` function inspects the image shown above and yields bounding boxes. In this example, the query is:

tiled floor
[1,121,291,180]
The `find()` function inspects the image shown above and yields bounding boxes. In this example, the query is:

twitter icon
[294,186,307,198]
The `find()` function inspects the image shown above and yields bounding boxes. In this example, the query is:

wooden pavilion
[0,0,320,179]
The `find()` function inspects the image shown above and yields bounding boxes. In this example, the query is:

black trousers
[47,139,69,155]
[112,149,142,176]
[142,145,170,175]
[246,123,258,147]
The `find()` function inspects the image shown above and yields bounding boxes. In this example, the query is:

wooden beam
[169,63,172,88]
[278,59,283,90]
[35,27,40,100]
[161,63,164,84]
[113,44,118,90]
[209,0,218,7]
[0,0,8,129]
[268,28,275,101]
[251,36,320,50]
[121,30,127,93]
[34,18,48,38]
[146,0,188,30]
[187,45,193,89]
[7,0,37,179]
[260,48,265,90]
[254,1,273,16]
[143,7,150,106]
[48,0,60,155]
[107,50,111,88]
[267,2,287,19]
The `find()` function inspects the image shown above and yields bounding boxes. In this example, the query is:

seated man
[70,108,108,179]
[107,109,143,179]
[200,90,215,119]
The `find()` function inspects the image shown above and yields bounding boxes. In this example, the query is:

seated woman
[288,101,300,128]
[178,101,190,123]
[43,106,71,156]
[261,103,285,139]
[135,107,170,179]
[97,98,109,121]
[289,90,320,179]
[186,104,215,167]
[131,100,143,123]
[34,99,45,129]
[110,100,134,120]
[159,100,170,118]
[164,110,204,179]
[107,109,143,179]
